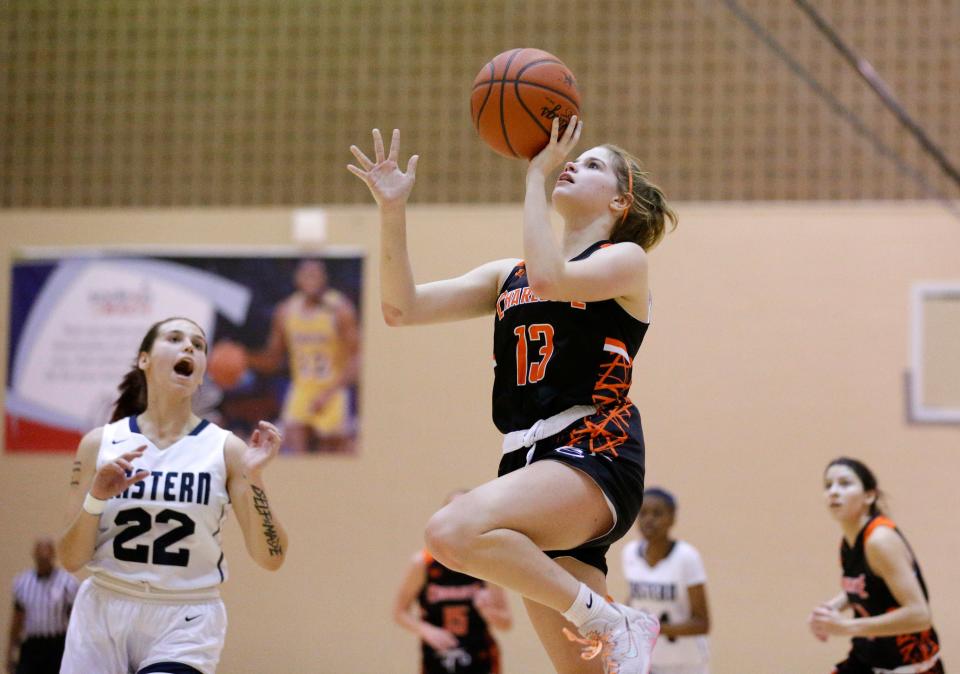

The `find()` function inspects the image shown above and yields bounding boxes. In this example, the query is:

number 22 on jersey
[513,323,554,386]
[113,507,196,567]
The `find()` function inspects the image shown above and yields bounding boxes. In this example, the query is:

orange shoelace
[562,627,619,673]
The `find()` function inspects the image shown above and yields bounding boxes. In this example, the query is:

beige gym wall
[1,203,958,673]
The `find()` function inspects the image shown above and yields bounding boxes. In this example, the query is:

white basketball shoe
[563,603,660,674]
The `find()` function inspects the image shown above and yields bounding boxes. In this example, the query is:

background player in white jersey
[622,488,710,674]
[56,317,289,674]
[350,118,676,673]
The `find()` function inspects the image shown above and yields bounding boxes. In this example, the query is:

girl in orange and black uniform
[415,551,503,674]
[393,492,511,674]
[810,458,942,674]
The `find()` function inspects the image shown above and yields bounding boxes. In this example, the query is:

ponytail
[602,144,678,250]
[110,367,148,422]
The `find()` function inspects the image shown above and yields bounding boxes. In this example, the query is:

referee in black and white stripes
[6,537,78,674]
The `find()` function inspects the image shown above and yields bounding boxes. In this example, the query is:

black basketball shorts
[497,401,646,574]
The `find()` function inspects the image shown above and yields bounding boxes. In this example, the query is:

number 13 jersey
[88,416,231,590]
[492,241,650,434]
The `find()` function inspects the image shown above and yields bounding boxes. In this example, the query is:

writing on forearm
[70,460,82,487]
[250,484,283,557]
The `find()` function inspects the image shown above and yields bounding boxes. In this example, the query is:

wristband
[82,492,108,515]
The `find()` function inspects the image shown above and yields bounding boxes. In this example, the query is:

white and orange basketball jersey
[88,416,231,590]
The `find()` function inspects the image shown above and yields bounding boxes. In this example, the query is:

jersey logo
[630,581,677,601]
[497,286,545,319]
[555,446,584,458]
[842,573,869,599]
[185,615,201,622]
[118,470,213,505]
[426,582,482,603]
[496,286,587,319]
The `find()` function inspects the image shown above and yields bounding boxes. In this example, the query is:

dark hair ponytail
[109,316,205,422]
[826,456,885,516]
[110,367,148,422]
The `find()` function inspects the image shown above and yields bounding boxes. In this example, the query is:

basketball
[207,340,248,390]
[471,48,581,160]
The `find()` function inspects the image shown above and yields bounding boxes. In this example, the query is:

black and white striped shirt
[12,568,78,638]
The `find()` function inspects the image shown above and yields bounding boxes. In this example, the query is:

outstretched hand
[244,420,282,477]
[90,446,150,500]
[528,115,582,175]
[347,128,419,208]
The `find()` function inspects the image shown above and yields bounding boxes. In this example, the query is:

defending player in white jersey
[622,488,711,674]
[57,317,289,674]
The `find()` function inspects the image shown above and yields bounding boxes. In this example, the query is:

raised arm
[348,128,515,326]
[392,552,458,652]
[523,118,649,311]
[225,422,288,571]
[57,428,149,572]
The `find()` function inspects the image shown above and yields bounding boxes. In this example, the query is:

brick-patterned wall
[2,0,958,206]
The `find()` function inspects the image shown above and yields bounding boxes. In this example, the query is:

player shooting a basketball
[348,116,677,674]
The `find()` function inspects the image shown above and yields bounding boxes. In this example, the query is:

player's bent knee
[424,508,474,572]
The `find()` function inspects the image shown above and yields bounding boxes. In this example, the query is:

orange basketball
[207,340,248,390]
[471,48,581,160]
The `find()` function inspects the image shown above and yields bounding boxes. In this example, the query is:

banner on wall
[6,249,363,455]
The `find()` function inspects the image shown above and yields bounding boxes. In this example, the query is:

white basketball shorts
[61,577,227,674]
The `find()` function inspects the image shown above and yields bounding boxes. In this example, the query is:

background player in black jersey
[810,458,942,674]
[393,490,512,674]
[349,118,676,674]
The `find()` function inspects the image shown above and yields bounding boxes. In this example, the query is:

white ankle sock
[561,583,615,628]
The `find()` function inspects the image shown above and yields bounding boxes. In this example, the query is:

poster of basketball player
[5,250,363,455]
